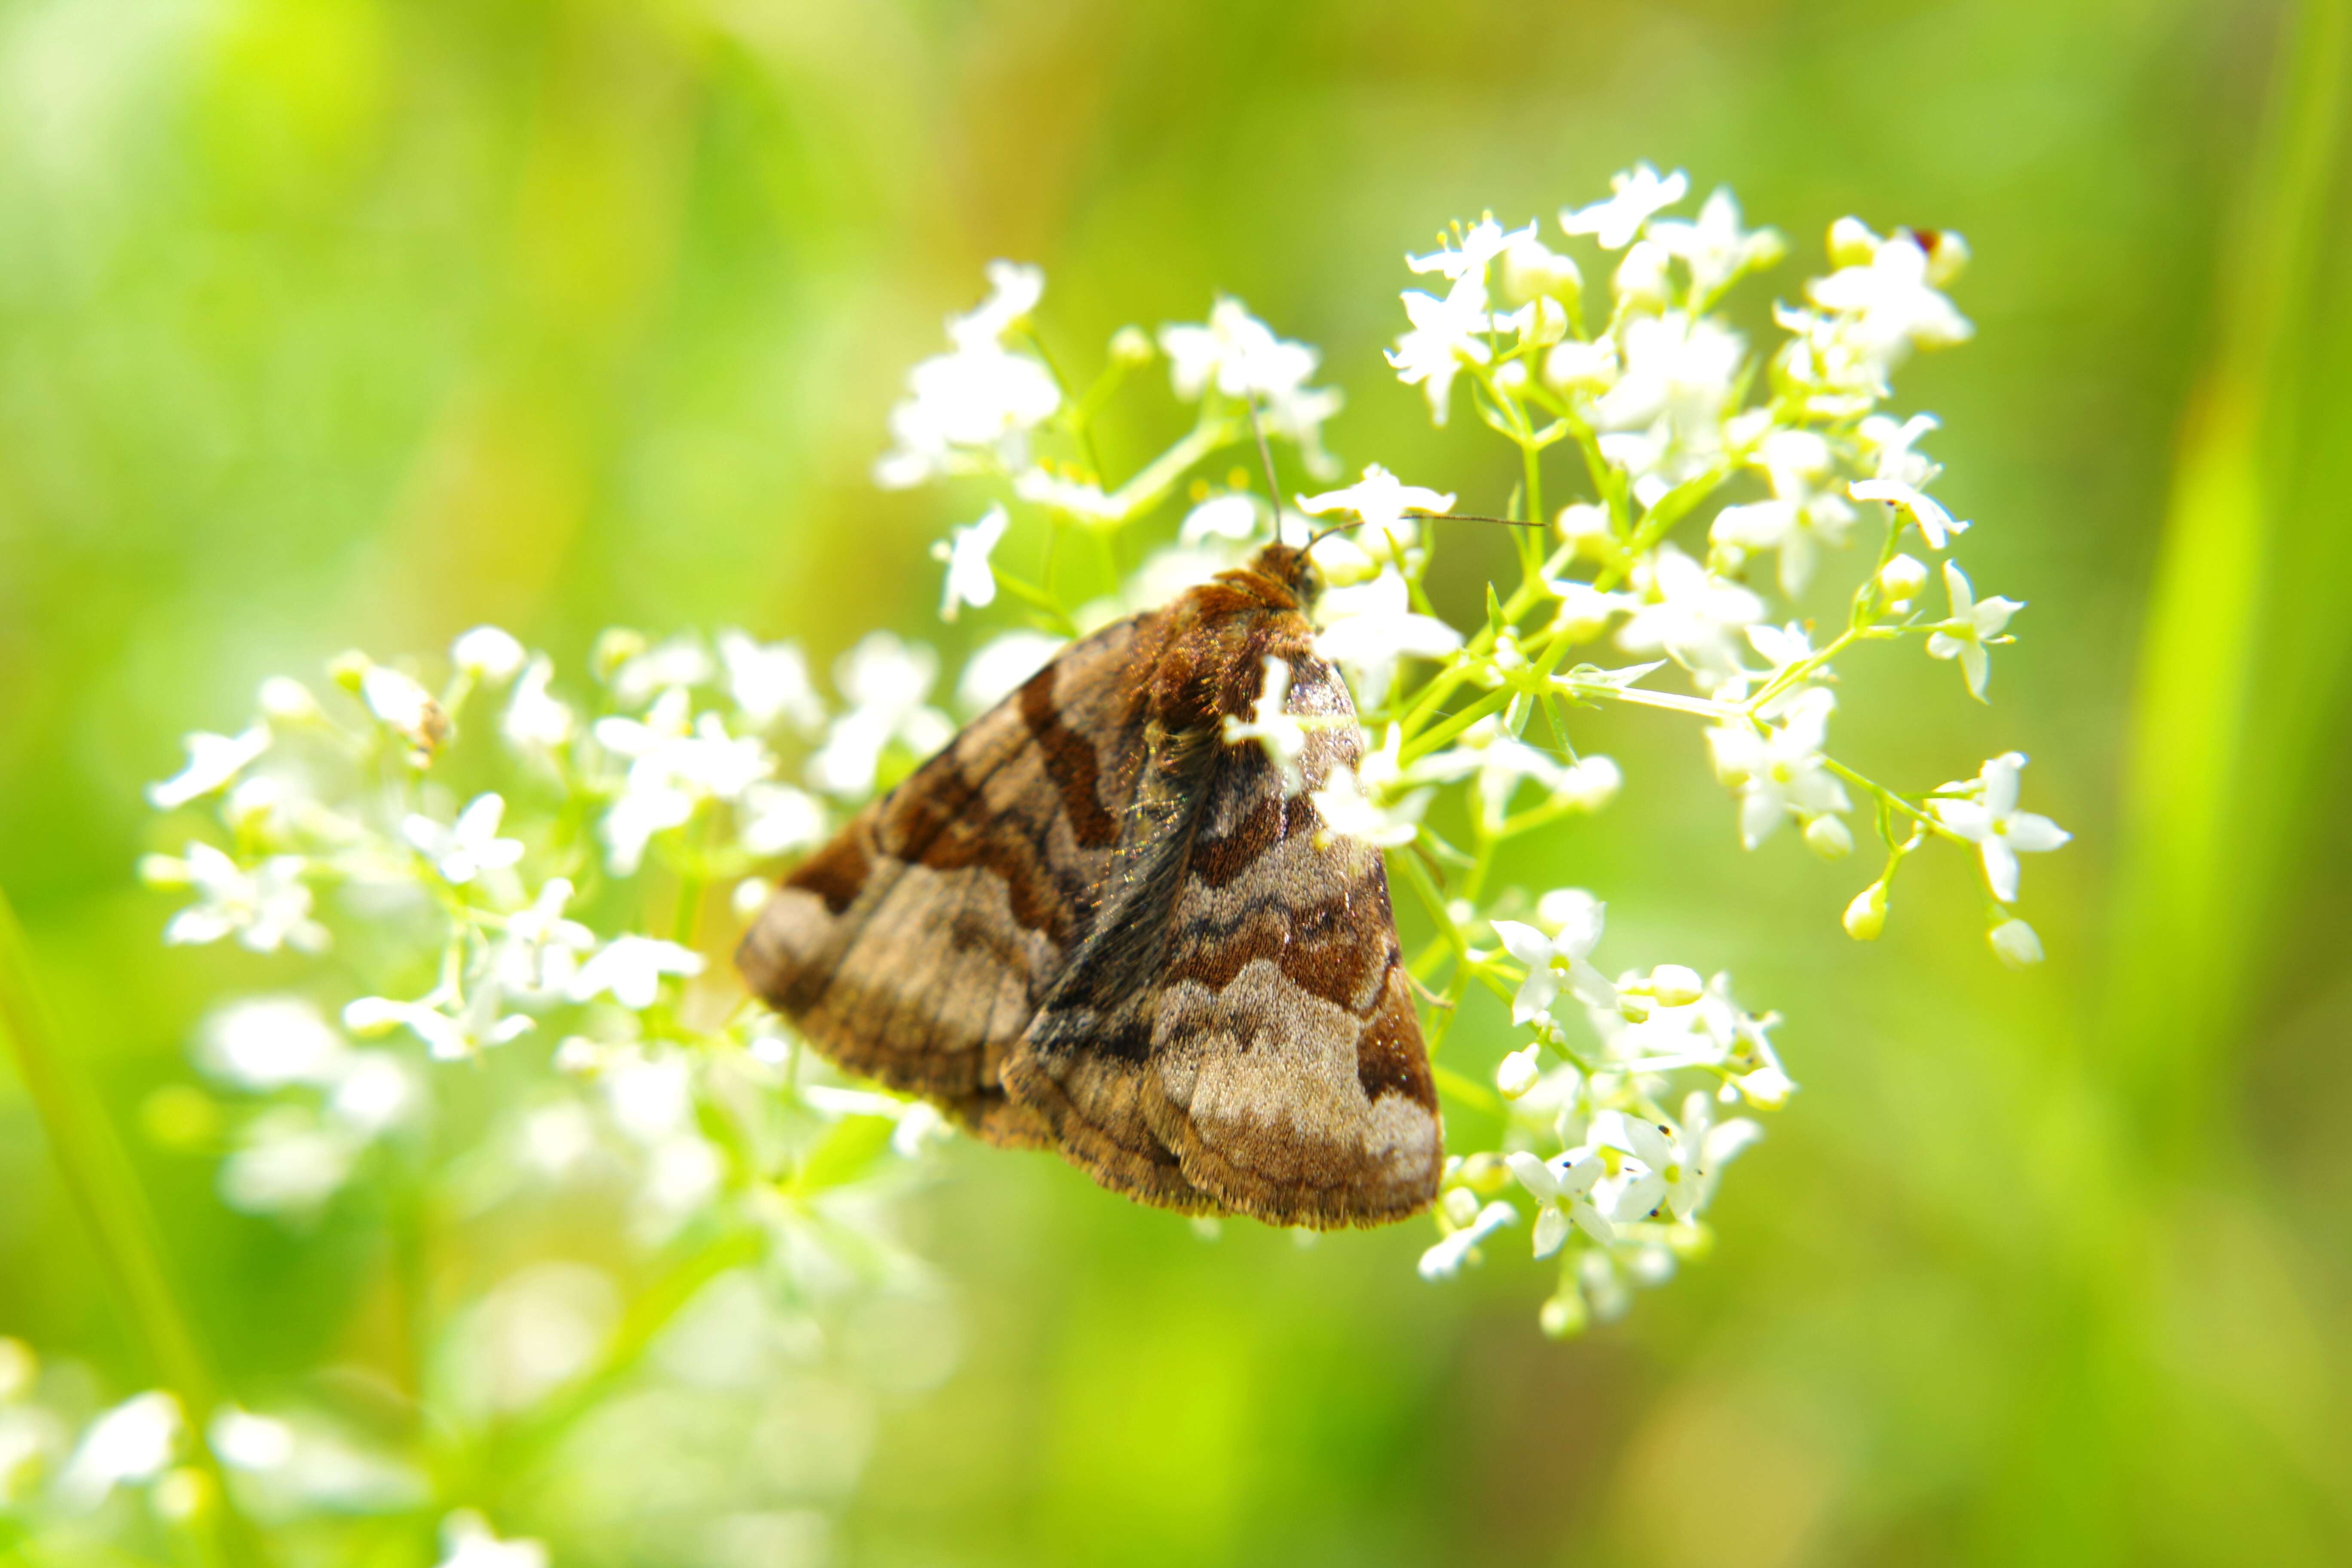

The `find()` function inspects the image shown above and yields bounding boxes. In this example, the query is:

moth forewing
[738,542,1443,1227]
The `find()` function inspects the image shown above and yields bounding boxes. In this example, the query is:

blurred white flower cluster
[97,622,964,1553]
[879,167,2064,1334]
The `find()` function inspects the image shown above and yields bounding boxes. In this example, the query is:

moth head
[1244,541,1323,609]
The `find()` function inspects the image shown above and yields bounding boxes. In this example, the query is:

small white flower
[738,782,828,857]
[150,726,271,810]
[1387,270,1494,424]
[1157,297,1341,475]
[1492,901,1616,1024]
[257,676,320,723]
[197,997,349,1090]
[360,665,446,758]
[808,633,953,799]
[957,630,1066,716]
[596,691,778,873]
[1406,216,1534,282]
[401,793,525,885]
[1704,689,1851,849]
[1416,1199,1519,1281]
[1500,231,1582,305]
[1926,562,2023,699]
[1296,464,1456,561]
[490,878,597,997]
[1590,312,1743,505]
[1648,187,1784,299]
[343,991,533,1062]
[1313,569,1464,704]
[932,503,1011,622]
[503,657,576,755]
[1544,337,1620,394]
[1179,493,1266,546]
[569,936,706,1011]
[1506,1148,1614,1252]
[435,1510,550,1568]
[1850,477,1966,551]
[717,631,824,734]
[1611,239,1672,309]
[1809,229,1973,364]
[1222,656,1309,793]
[208,1409,296,1473]
[1616,545,1764,692]
[451,626,527,682]
[609,637,715,707]
[876,263,1062,488]
[1932,753,2070,904]
[59,1391,181,1506]
[219,1107,360,1217]
[1592,1094,1761,1224]
[156,843,327,954]
[1560,163,1690,250]
[1308,763,1421,849]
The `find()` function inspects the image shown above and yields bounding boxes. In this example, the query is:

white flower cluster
[869,170,2063,1334]
[119,622,966,1547]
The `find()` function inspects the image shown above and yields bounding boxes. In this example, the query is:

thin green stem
[0,888,272,1562]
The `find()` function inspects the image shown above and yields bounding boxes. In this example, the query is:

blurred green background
[5,0,2352,1562]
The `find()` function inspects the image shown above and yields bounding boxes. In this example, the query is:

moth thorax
[1245,542,1322,608]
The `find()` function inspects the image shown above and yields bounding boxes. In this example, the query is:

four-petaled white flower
[875,261,1062,489]
[1492,899,1616,1023]
[503,657,576,755]
[1589,311,1743,505]
[490,877,597,997]
[1926,561,2023,698]
[1590,1094,1762,1225]
[1647,187,1784,300]
[1808,228,1974,365]
[1387,271,1494,425]
[933,503,1011,622]
[1222,655,1308,793]
[1560,163,1689,250]
[344,983,534,1061]
[1297,464,1455,564]
[1507,1148,1615,1253]
[1850,477,1966,551]
[717,631,824,734]
[1617,544,1764,692]
[1406,216,1535,282]
[151,842,327,953]
[807,632,954,799]
[401,793,525,885]
[1157,297,1342,476]
[1705,689,1851,849]
[1932,752,2070,904]
[1308,763,1422,849]
[1313,569,1465,704]
[360,665,444,757]
[596,689,778,874]
[150,726,271,810]
[569,935,707,1011]
[1416,1199,1519,1281]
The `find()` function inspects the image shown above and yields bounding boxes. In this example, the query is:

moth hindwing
[737,542,1442,1227]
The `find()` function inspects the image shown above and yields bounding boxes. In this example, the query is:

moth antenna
[1403,511,1547,528]
[1244,398,1286,546]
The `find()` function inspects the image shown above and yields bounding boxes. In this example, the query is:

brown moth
[736,540,1441,1227]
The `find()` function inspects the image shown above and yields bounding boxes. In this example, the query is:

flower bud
[1647,964,1703,1007]
[1107,325,1154,365]
[257,677,320,724]
[1440,1186,1481,1229]
[1539,1288,1589,1339]
[1918,228,1970,287]
[1496,1045,1543,1100]
[1843,882,1887,940]
[1557,755,1622,814]
[1544,338,1618,394]
[1502,235,1581,310]
[1554,501,1614,557]
[1988,917,2044,968]
[1803,814,1853,860]
[1827,216,1880,269]
[1878,553,1929,605]
[451,625,527,682]
[1495,358,1529,391]
[1612,240,1671,310]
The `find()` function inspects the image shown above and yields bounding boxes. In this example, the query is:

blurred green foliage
[3,0,2350,1562]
